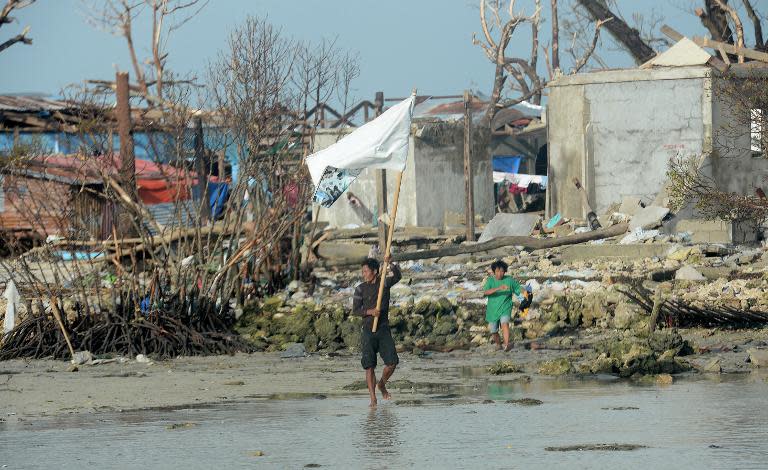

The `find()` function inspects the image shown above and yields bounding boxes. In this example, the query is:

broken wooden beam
[692,35,768,63]
[659,25,730,72]
[317,223,629,267]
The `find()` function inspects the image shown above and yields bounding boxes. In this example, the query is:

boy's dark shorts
[360,325,399,370]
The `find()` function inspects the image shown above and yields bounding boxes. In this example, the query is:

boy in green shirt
[482,260,523,351]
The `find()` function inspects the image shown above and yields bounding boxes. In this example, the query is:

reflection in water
[3,375,768,469]
[361,406,401,459]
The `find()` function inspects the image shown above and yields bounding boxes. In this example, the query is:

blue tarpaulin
[209,182,229,219]
[492,155,523,173]
[191,182,230,219]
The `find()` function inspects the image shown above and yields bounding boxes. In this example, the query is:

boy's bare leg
[501,323,511,351]
[377,364,396,400]
[491,332,502,349]
[365,368,377,407]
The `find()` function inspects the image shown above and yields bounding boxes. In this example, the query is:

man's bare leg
[365,367,377,407]
[501,323,512,351]
[491,332,502,349]
[377,364,396,400]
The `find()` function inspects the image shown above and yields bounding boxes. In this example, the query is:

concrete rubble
[233,200,768,380]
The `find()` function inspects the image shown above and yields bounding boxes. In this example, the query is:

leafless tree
[694,0,764,57]
[0,0,35,54]
[82,0,208,102]
[574,0,656,63]
[473,0,609,124]
[207,17,360,283]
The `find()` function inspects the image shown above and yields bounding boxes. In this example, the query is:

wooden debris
[319,223,628,267]
[621,284,768,328]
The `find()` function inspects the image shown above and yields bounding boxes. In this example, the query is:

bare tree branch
[0,0,34,54]
[572,18,610,74]
[695,0,735,44]
[714,0,745,62]
[551,0,559,72]
[741,0,764,51]
[0,23,29,52]
[575,0,656,64]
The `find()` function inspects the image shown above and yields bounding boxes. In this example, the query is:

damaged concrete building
[312,113,495,230]
[546,39,768,242]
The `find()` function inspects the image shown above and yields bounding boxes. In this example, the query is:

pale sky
[0,0,725,102]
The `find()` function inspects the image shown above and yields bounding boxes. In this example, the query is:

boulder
[581,292,607,326]
[275,308,314,342]
[340,317,363,351]
[488,360,523,375]
[656,373,674,385]
[618,344,656,377]
[703,357,722,373]
[541,321,564,336]
[314,313,339,345]
[612,301,644,330]
[648,330,686,354]
[304,334,319,352]
[590,354,618,374]
[667,247,695,262]
[675,265,706,281]
[432,315,457,336]
[748,348,768,367]
[538,357,573,376]
[280,343,306,358]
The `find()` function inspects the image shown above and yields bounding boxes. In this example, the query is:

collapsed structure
[547,37,768,242]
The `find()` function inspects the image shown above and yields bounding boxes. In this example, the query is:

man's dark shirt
[352,264,402,331]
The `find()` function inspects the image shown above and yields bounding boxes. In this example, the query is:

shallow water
[2,374,767,469]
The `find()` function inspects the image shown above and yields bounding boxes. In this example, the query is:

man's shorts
[360,325,399,370]
[488,315,511,333]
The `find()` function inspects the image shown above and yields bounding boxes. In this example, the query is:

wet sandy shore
[2,328,767,422]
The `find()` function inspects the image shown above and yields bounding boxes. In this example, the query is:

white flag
[306,94,415,207]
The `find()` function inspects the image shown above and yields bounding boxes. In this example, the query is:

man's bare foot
[369,399,378,408]
[377,380,392,400]
[503,343,512,352]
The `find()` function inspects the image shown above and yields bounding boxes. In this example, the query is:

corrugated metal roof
[146,200,198,235]
[0,95,72,112]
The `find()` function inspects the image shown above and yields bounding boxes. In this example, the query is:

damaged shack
[546,39,768,242]
[0,155,200,242]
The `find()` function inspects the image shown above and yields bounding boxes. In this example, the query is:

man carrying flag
[306,92,415,406]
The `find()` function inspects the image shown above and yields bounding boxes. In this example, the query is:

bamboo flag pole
[372,170,403,333]
[372,88,415,333]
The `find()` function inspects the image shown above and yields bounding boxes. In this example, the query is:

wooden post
[374,91,387,252]
[116,72,136,200]
[463,90,476,242]
[115,71,137,237]
[373,171,403,333]
[194,116,211,224]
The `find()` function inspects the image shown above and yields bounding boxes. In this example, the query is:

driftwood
[0,291,253,360]
[318,223,628,267]
[621,283,768,328]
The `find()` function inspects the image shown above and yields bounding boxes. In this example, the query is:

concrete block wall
[675,219,757,243]
[548,68,710,218]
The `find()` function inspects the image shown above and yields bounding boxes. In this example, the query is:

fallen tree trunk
[318,223,628,267]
